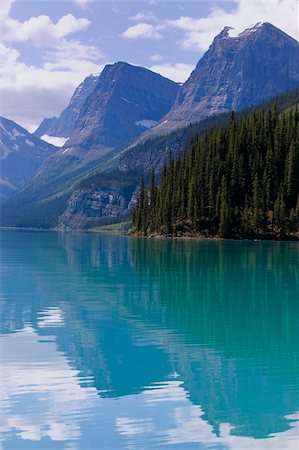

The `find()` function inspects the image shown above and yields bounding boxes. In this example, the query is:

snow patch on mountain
[227,22,264,38]
[41,135,69,147]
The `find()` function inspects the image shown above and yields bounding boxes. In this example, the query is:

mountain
[141,22,299,138]
[132,93,299,240]
[0,117,58,199]
[2,23,299,229]
[34,62,179,179]
[59,86,299,230]
[63,62,179,157]
[1,63,179,227]
[34,74,99,141]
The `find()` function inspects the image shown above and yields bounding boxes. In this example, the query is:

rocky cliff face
[34,62,179,179]
[59,183,137,229]
[34,75,99,139]
[1,63,178,228]
[65,62,179,152]
[8,62,179,213]
[0,116,58,199]
[145,22,299,136]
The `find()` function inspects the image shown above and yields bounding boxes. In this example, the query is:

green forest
[132,104,299,239]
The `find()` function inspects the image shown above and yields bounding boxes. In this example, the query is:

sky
[1,0,298,131]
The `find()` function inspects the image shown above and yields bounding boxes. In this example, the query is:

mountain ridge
[137,22,299,140]
[34,74,100,140]
[1,22,299,229]
[30,62,179,188]
[59,86,299,229]
[0,116,58,199]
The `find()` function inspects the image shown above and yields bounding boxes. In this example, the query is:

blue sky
[1,0,298,131]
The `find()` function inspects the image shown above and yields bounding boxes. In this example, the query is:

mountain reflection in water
[1,231,298,449]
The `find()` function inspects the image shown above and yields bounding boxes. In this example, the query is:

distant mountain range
[0,117,58,199]
[1,22,299,229]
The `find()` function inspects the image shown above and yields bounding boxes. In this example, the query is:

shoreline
[1,226,298,241]
[128,231,299,242]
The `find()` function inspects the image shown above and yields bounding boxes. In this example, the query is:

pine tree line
[132,106,299,239]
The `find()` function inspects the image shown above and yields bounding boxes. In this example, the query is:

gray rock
[34,75,99,138]
[0,116,58,199]
[59,184,136,229]
[143,22,299,137]
[11,62,179,215]
[65,61,179,152]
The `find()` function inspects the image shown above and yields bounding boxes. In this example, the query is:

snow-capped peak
[226,22,265,38]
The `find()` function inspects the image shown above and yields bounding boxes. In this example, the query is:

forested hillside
[133,96,299,239]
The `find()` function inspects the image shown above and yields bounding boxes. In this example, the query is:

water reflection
[0,231,298,449]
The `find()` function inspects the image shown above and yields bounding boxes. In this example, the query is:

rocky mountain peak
[214,22,297,42]
[26,61,179,197]
[34,74,99,141]
[64,61,179,153]
[216,22,266,40]
[144,22,299,137]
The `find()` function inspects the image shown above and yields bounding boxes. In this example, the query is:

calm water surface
[0,231,298,449]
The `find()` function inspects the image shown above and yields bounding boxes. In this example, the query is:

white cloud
[0,2,103,130]
[165,0,299,51]
[122,23,163,40]
[74,0,93,8]
[150,63,193,83]
[2,13,90,47]
[0,41,104,131]
[130,11,157,23]
[0,0,13,22]
[150,54,163,62]
[44,40,102,71]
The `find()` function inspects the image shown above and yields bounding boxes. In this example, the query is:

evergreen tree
[285,140,299,202]
[274,188,285,229]
[219,176,230,237]
[133,101,299,239]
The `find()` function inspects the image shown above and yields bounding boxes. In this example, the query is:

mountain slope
[2,23,299,228]
[63,62,179,156]
[132,94,299,240]
[34,75,99,140]
[141,22,299,138]
[0,117,58,199]
[1,63,179,227]
[59,87,299,230]
[23,62,179,192]
[33,62,179,182]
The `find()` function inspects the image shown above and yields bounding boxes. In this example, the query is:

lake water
[1,231,299,450]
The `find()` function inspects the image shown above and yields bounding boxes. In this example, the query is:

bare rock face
[59,184,136,229]
[147,22,299,136]
[0,116,58,198]
[27,62,179,196]
[34,75,99,139]
[65,62,179,151]
[2,62,178,228]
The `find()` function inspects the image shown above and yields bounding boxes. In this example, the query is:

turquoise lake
[1,230,299,449]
